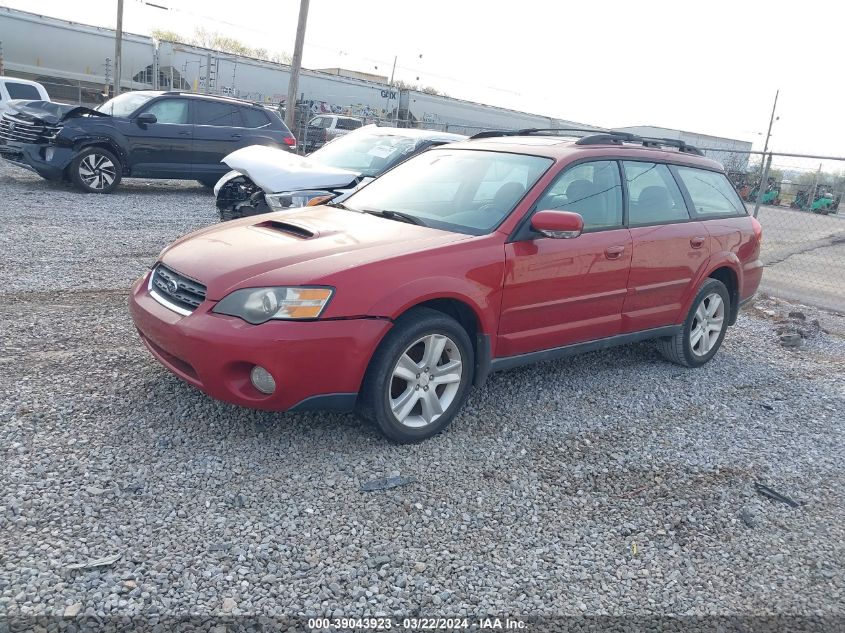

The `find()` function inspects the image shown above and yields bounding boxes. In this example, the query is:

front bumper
[0,141,75,180]
[128,272,392,412]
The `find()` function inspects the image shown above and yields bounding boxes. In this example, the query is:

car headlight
[264,190,336,210]
[212,287,333,324]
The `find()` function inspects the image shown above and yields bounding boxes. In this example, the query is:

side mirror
[136,112,157,126]
[530,210,584,239]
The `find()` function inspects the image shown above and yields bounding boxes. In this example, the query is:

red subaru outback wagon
[129,130,763,442]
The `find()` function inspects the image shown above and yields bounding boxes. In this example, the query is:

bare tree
[151,27,291,65]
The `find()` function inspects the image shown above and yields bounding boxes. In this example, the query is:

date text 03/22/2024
[307,617,527,629]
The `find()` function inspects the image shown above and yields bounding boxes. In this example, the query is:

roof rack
[469,127,606,140]
[576,132,704,156]
[469,127,704,156]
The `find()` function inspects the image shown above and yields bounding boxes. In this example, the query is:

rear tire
[358,307,474,443]
[657,278,730,368]
[69,147,122,193]
[197,178,218,189]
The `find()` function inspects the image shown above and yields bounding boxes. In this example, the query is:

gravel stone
[0,161,844,620]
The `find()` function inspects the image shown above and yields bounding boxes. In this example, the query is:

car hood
[160,206,471,300]
[222,144,360,193]
[3,100,108,125]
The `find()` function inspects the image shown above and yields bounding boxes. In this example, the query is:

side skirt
[489,326,682,374]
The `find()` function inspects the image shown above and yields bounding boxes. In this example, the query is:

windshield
[344,149,553,234]
[310,130,420,178]
[96,92,155,117]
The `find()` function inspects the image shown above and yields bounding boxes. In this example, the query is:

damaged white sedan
[214,125,465,221]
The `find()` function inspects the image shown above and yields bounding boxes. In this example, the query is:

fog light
[250,365,276,394]
[45,147,55,161]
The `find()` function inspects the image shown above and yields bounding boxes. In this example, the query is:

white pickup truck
[302,114,364,153]
[0,77,51,116]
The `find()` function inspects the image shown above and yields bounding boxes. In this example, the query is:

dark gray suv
[0,91,297,193]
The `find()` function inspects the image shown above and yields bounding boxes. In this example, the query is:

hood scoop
[254,219,316,239]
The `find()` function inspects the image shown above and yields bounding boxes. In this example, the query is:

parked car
[214,125,466,220]
[0,76,50,116]
[0,90,297,193]
[302,114,363,152]
[129,130,763,443]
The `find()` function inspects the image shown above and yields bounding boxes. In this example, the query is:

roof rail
[469,127,606,140]
[576,132,704,156]
[163,90,271,109]
[469,127,705,156]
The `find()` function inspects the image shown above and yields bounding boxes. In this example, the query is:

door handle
[690,236,706,248]
[604,245,625,260]
[177,131,191,136]
[230,133,243,139]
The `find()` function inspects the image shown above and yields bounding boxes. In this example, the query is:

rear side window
[194,101,240,127]
[623,161,689,226]
[239,107,269,128]
[5,82,41,100]
[142,98,189,124]
[534,160,623,230]
[675,167,746,217]
[336,118,362,130]
[309,116,332,128]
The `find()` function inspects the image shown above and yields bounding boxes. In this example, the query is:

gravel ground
[1,162,844,628]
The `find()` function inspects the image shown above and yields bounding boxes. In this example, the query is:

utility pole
[113,0,124,96]
[761,89,779,156]
[285,0,309,132]
[0,41,5,76]
[753,89,779,216]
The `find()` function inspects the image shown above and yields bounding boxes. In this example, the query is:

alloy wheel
[78,153,117,190]
[389,333,463,428]
[690,292,725,356]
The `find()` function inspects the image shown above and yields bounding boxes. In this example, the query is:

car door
[191,99,244,180]
[498,160,633,358]
[621,160,710,332]
[119,97,193,177]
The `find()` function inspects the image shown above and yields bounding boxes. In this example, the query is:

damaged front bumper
[0,141,75,180]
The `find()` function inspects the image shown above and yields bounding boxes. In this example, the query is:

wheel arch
[71,138,128,175]
[677,255,743,326]
[707,265,740,325]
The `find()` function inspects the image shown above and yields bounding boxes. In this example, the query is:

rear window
[5,82,41,100]
[675,167,746,217]
[336,118,363,130]
[194,100,240,127]
[239,107,269,128]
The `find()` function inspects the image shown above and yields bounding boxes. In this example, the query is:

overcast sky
[4,0,843,160]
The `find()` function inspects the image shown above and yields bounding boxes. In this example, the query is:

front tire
[69,147,122,193]
[657,279,730,368]
[359,307,474,443]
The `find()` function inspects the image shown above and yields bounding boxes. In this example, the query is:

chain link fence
[700,148,845,313]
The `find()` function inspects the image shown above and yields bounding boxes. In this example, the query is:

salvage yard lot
[1,161,844,620]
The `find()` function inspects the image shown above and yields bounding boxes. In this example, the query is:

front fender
[367,275,501,336]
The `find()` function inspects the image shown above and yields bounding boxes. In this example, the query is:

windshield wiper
[326,200,354,211]
[361,209,427,226]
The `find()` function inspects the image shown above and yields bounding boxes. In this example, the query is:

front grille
[149,264,207,315]
[0,113,47,144]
